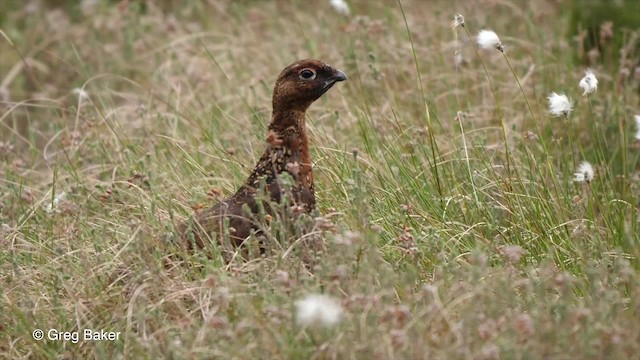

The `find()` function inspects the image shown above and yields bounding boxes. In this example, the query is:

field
[1,0,639,358]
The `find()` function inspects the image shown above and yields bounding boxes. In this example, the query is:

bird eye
[299,69,316,80]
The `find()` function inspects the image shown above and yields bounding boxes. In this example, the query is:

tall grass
[1,0,639,358]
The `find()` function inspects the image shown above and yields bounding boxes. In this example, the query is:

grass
[1,0,639,358]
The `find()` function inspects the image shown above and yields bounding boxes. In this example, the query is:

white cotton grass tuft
[634,115,640,141]
[547,92,573,117]
[451,13,464,29]
[72,88,89,99]
[44,191,66,214]
[295,294,343,327]
[329,0,350,16]
[579,70,598,96]
[573,161,595,183]
[477,30,503,52]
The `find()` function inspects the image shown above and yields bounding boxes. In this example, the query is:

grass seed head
[574,161,595,183]
[451,13,465,29]
[513,313,535,339]
[295,294,343,327]
[477,30,503,52]
[547,92,573,117]
[72,88,89,99]
[579,70,598,96]
[330,0,350,16]
[43,191,67,214]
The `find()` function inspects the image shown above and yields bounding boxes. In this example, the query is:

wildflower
[599,21,614,43]
[314,216,337,232]
[72,88,89,99]
[0,141,15,155]
[524,131,538,141]
[295,294,342,327]
[329,0,350,16]
[514,313,535,338]
[451,13,464,29]
[501,245,526,262]
[579,70,598,96]
[477,318,498,340]
[573,161,594,183]
[635,114,640,141]
[477,30,503,52]
[208,315,228,329]
[547,92,573,117]
[389,329,407,348]
[479,344,500,360]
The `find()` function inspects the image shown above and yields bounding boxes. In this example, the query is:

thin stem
[565,113,577,168]
[457,114,479,205]
[586,97,606,165]
[461,27,511,175]
[452,26,479,205]
[501,52,536,132]
[398,0,443,200]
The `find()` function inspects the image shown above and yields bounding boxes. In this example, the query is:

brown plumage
[179,59,347,257]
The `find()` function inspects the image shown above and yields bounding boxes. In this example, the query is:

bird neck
[237,107,313,197]
[267,107,312,185]
[267,108,309,162]
[269,107,308,133]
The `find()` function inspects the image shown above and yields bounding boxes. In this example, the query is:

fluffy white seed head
[451,13,464,29]
[330,0,350,16]
[295,294,342,327]
[547,92,573,117]
[635,115,640,141]
[579,70,598,96]
[574,161,594,183]
[44,191,66,214]
[72,88,89,99]
[477,30,503,51]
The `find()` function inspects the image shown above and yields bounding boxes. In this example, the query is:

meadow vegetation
[1,0,639,358]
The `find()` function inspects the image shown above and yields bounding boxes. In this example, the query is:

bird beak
[323,70,347,89]
[332,70,347,82]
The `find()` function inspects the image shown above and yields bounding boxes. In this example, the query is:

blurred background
[1,0,638,149]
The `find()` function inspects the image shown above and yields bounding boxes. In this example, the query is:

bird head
[271,59,347,114]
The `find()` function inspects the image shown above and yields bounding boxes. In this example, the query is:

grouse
[179,59,347,257]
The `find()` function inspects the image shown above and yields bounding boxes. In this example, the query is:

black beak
[332,70,347,82]
[323,70,347,89]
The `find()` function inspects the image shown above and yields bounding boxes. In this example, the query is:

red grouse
[179,59,347,256]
